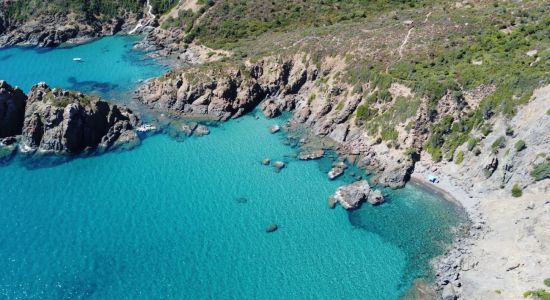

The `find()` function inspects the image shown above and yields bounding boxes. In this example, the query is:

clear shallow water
[0,35,166,98]
[0,114,462,299]
[0,37,464,299]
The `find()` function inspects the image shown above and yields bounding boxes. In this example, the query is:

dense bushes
[0,0,146,21]
[186,0,427,49]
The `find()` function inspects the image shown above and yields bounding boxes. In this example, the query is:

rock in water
[181,122,198,136]
[194,125,210,136]
[332,180,385,210]
[235,197,248,204]
[272,161,285,169]
[328,196,337,209]
[266,224,278,233]
[298,150,325,160]
[328,162,347,180]
[261,158,271,165]
[270,125,281,133]
[367,189,384,205]
[15,82,140,154]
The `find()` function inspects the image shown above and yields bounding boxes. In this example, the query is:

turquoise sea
[0,36,463,299]
[0,35,167,98]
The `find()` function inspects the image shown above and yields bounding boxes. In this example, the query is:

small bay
[0,36,464,299]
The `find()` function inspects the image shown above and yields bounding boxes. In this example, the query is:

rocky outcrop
[331,180,385,210]
[20,83,140,154]
[135,57,311,121]
[0,81,140,156]
[0,81,27,138]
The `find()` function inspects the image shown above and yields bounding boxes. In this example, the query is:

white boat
[72,57,83,62]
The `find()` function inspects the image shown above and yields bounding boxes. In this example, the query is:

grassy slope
[168,0,548,163]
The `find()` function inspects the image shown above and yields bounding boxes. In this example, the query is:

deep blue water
[0,37,463,299]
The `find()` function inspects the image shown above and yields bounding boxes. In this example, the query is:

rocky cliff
[0,80,27,138]
[135,54,417,188]
[0,81,140,155]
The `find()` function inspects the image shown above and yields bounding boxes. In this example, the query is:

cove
[0,35,167,98]
[0,37,464,299]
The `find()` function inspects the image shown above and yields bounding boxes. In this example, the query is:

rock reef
[331,180,385,210]
[0,81,140,155]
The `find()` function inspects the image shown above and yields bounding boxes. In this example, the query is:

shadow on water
[67,77,119,95]
[52,253,123,300]
[348,189,467,294]
[0,54,13,61]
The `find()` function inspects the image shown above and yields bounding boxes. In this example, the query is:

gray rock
[261,158,271,165]
[367,189,384,205]
[441,284,456,300]
[332,180,384,210]
[18,82,139,154]
[298,150,324,160]
[272,161,285,169]
[194,125,210,136]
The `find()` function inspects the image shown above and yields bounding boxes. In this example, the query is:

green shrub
[455,150,465,164]
[380,128,398,141]
[512,184,523,197]
[481,125,493,137]
[467,137,480,151]
[531,161,550,181]
[523,289,550,300]
[515,140,526,152]
[545,278,550,288]
[491,136,506,153]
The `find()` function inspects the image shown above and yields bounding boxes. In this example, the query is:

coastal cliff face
[0,81,140,155]
[0,80,27,138]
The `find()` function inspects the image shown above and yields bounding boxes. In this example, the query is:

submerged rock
[272,161,285,169]
[180,122,198,136]
[298,150,325,160]
[328,162,347,180]
[194,125,210,136]
[266,224,278,233]
[332,180,384,210]
[261,158,271,165]
[235,197,248,204]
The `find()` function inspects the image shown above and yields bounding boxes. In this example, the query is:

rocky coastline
[0,81,141,159]
[2,4,549,297]
[0,10,144,48]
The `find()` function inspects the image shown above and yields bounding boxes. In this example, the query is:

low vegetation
[455,150,464,165]
[531,160,550,181]
[511,184,523,198]
[515,140,526,152]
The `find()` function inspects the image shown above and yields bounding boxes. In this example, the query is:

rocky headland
[0,81,140,157]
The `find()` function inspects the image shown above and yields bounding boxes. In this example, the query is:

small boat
[72,57,83,62]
